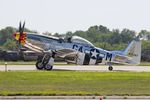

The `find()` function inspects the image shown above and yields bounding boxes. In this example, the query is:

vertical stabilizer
[123,38,141,65]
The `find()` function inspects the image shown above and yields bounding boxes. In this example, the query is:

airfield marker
[5,62,7,72]
[100,96,102,100]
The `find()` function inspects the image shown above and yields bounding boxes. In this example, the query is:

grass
[0,71,150,96]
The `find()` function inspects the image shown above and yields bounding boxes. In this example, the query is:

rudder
[123,38,141,65]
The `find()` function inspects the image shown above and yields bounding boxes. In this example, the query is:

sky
[0,0,150,34]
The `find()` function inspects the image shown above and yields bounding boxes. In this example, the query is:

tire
[44,64,53,70]
[36,61,44,70]
[108,66,113,71]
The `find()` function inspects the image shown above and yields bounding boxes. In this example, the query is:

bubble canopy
[71,36,94,47]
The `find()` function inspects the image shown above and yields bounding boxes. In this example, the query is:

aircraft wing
[56,48,78,58]
[24,41,78,58]
[24,41,44,53]
[20,39,78,58]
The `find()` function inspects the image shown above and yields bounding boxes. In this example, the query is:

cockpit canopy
[70,36,94,47]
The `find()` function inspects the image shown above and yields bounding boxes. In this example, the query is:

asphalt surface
[0,64,150,72]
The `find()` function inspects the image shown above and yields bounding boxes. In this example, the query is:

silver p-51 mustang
[13,22,141,71]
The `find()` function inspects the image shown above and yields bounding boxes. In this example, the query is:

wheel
[108,66,113,71]
[36,61,44,70]
[44,64,53,70]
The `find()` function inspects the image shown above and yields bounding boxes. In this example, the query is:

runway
[0,64,150,72]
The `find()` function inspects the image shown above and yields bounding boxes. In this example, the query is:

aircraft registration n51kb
[13,22,142,71]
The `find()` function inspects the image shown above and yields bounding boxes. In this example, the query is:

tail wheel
[108,66,113,71]
[44,64,53,70]
[36,61,44,70]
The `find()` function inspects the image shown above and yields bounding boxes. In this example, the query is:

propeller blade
[19,21,22,32]
[22,21,25,33]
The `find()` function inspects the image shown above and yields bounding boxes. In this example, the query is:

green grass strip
[0,71,150,96]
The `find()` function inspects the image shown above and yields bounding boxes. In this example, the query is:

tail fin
[123,37,141,65]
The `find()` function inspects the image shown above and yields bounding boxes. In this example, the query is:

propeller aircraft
[13,22,142,71]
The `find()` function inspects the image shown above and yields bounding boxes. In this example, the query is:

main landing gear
[36,52,55,71]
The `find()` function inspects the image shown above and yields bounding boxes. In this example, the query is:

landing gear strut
[36,55,45,70]
[108,62,113,71]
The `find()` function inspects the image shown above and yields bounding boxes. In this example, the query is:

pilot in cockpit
[67,37,72,43]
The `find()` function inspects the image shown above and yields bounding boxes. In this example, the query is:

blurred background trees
[0,25,149,52]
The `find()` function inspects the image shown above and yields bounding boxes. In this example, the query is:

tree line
[0,25,150,52]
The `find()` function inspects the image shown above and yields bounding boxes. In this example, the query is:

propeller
[13,21,27,47]
[19,21,25,44]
